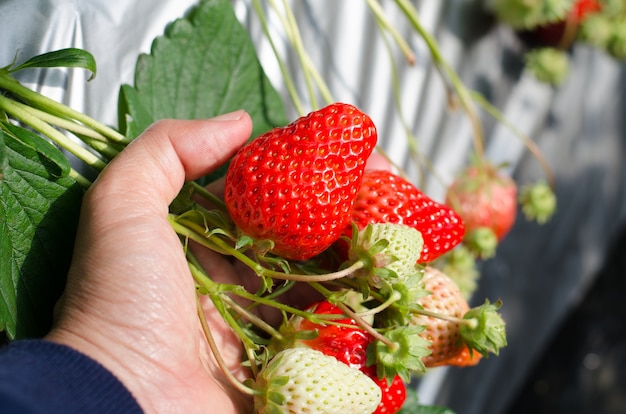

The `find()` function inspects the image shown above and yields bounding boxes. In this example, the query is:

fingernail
[212,109,246,121]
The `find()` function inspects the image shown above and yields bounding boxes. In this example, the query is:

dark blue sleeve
[0,339,143,414]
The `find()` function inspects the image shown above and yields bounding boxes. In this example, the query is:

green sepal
[519,180,557,224]
[525,47,570,86]
[368,325,430,384]
[460,299,507,357]
[464,227,498,259]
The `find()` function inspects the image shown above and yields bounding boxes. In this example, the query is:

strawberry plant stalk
[0,94,107,171]
[0,69,129,146]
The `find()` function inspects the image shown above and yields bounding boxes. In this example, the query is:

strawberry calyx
[367,326,431,383]
[464,227,499,259]
[519,180,557,224]
[524,47,570,85]
[460,299,508,357]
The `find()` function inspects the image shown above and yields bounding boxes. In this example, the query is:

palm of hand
[47,116,256,413]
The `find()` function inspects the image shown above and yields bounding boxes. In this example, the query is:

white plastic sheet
[2,1,625,412]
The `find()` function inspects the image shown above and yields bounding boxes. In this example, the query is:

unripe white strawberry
[412,266,470,367]
[349,223,423,288]
[361,223,423,275]
[253,347,382,414]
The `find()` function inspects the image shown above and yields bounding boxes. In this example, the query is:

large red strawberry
[345,170,465,263]
[224,102,377,261]
[445,163,517,242]
[284,301,407,414]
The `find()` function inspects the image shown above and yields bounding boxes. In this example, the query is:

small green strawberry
[464,227,499,259]
[579,13,614,48]
[518,180,557,224]
[253,347,382,414]
[525,47,570,85]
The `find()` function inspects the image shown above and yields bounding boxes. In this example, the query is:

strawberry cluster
[493,0,626,85]
[174,103,508,413]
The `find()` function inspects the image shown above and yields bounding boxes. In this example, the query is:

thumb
[86,111,252,217]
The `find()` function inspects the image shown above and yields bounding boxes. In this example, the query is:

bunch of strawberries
[493,0,626,85]
[177,102,552,413]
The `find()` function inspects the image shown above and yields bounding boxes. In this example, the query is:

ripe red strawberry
[285,301,407,414]
[345,170,465,263]
[366,368,407,414]
[445,163,517,242]
[224,102,377,261]
[413,266,471,367]
[296,300,371,369]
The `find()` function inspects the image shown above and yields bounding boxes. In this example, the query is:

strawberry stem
[469,91,556,188]
[171,215,369,282]
[189,181,227,211]
[188,259,260,351]
[414,307,479,329]
[0,94,107,170]
[394,0,486,162]
[250,0,305,115]
[309,282,398,351]
[357,290,403,318]
[195,294,255,396]
[0,70,129,145]
[365,0,417,65]
[220,294,284,341]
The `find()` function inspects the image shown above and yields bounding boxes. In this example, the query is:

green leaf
[0,130,83,339]
[118,0,288,182]
[9,48,97,80]
[1,122,71,178]
[0,128,7,184]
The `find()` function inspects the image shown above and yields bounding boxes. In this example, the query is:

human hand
[46,111,256,414]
